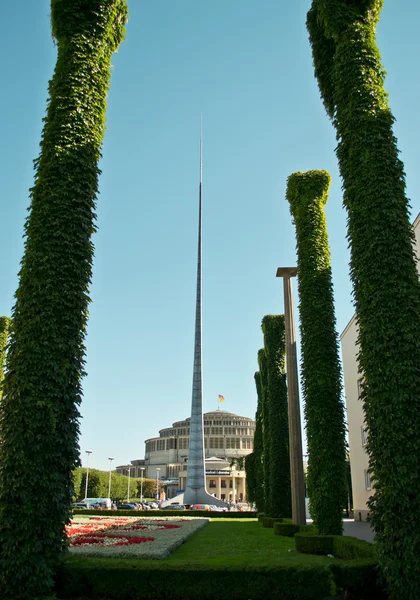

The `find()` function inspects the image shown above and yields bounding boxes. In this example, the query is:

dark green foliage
[55,558,336,600]
[262,516,284,528]
[295,534,335,556]
[295,533,385,598]
[72,467,156,501]
[0,316,11,396]
[261,316,292,519]
[253,370,265,512]
[329,562,387,600]
[274,523,318,537]
[0,2,128,598]
[308,2,420,597]
[274,523,300,537]
[295,533,374,560]
[287,171,347,535]
[257,348,271,514]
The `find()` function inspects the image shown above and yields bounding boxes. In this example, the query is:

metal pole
[127,467,130,503]
[276,267,306,525]
[108,457,114,500]
[84,450,92,499]
[140,468,144,503]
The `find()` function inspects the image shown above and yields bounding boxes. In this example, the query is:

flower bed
[66,516,209,559]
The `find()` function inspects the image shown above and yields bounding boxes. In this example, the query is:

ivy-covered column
[253,370,265,513]
[261,316,291,518]
[287,170,347,535]
[307,3,420,597]
[257,349,270,515]
[0,2,128,599]
[0,316,11,396]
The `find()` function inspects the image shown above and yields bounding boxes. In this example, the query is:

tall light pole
[108,457,114,500]
[84,450,92,499]
[140,467,145,503]
[126,467,131,503]
[276,267,306,525]
[156,468,160,502]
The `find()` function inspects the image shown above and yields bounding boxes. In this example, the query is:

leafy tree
[307,2,420,597]
[253,371,265,512]
[261,316,291,518]
[135,477,158,500]
[0,2,128,598]
[287,170,347,535]
[245,452,256,505]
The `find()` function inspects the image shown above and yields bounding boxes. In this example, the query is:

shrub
[330,562,386,600]
[55,559,336,600]
[295,533,375,560]
[274,523,306,537]
[263,517,284,528]
[295,534,335,555]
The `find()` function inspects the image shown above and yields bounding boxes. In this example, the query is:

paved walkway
[342,519,375,543]
[306,518,375,543]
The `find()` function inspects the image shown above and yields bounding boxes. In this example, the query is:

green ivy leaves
[287,170,347,536]
[308,3,420,597]
[259,316,292,519]
[0,2,128,598]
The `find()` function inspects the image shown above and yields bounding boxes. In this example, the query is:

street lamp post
[108,457,114,500]
[84,450,92,499]
[276,267,306,525]
[127,467,131,503]
[156,468,160,502]
[140,467,145,503]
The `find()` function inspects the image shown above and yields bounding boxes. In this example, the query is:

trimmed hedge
[72,509,257,519]
[262,516,284,528]
[295,534,374,560]
[295,534,385,598]
[55,559,336,600]
[274,523,317,537]
[307,2,420,598]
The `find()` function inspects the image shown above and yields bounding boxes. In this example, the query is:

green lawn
[65,519,341,570]
[163,519,340,567]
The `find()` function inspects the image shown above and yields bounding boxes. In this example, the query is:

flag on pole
[218,395,225,402]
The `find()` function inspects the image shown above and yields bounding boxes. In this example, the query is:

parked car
[116,503,137,510]
[146,502,159,509]
[209,505,227,512]
[71,502,88,509]
[161,504,185,510]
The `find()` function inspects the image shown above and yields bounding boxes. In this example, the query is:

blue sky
[1,1,420,471]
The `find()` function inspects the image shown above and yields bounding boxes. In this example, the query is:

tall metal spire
[183,117,224,506]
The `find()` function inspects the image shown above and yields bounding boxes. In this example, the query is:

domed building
[116,410,255,502]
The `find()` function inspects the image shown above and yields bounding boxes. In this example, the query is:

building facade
[117,410,255,501]
[340,213,420,520]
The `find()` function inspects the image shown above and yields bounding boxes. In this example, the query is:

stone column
[276,267,306,524]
